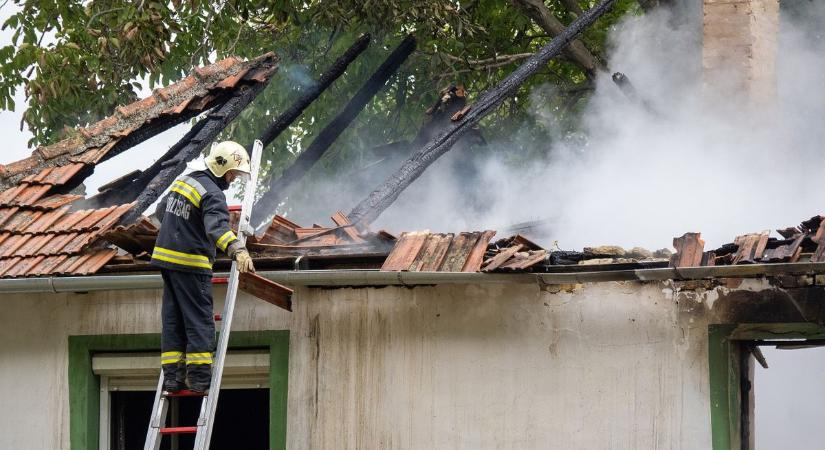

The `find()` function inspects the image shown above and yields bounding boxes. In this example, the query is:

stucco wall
[286,282,713,450]
[0,287,289,450]
[0,278,745,449]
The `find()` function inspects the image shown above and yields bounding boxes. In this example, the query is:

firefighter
[151,141,256,393]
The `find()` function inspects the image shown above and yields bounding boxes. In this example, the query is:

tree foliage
[0,0,640,174]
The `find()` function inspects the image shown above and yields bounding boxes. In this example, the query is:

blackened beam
[346,0,617,227]
[92,37,369,212]
[251,34,371,153]
[252,35,417,226]
[119,81,272,225]
[79,110,214,209]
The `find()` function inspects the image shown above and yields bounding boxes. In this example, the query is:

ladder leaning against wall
[143,139,264,450]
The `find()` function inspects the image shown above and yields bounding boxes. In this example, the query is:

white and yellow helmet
[205,141,251,178]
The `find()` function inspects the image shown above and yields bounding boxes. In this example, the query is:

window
[95,351,270,450]
[68,332,288,450]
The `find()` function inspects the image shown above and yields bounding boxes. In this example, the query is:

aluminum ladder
[143,139,264,450]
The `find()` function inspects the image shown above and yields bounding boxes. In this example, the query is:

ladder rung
[212,277,228,285]
[164,389,207,398]
[160,426,198,434]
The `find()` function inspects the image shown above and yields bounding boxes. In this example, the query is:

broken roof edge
[2,261,825,293]
[0,51,279,189]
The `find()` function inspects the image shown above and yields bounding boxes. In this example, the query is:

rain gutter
[1,262,825,294]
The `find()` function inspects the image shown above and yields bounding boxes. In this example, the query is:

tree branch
[510,0,605,79]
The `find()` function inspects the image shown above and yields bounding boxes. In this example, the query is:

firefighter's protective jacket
[151,170,239,274]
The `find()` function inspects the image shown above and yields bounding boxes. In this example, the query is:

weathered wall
[703,0,779,104]
[286,281,714,450]
[2,276,817,449]
[0,288,289,450]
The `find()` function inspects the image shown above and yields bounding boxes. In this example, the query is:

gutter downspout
[1,262,825,294]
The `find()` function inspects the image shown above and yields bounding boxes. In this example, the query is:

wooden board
[482,244,524,272]
[238,272,292,311]
[331,211,364,243]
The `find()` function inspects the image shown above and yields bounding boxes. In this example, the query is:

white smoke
[366,2,825,252]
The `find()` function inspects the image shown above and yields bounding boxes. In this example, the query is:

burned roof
[0,53,279,277]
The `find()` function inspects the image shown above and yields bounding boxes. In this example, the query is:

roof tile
[1,210,44,233]
[0,184,28,205]
[2,155,42,178]
[14,184,53,206]
[42,163,86,185]
[35,135,85,160]
[194,56,242,81]
[116,95,158,119]
[37,232,78,255]
[153,75,198,101]
[79,115,119,140]
[73,206,118,231]
[31,194,82,210]
[23,208,69,234]
[0,256,21,276]
[52,210,92,233]
[0,234,32,257]
[13,234,53,257]
[0,207,19,227]
[29,255,69,276]
[6,255,45,277]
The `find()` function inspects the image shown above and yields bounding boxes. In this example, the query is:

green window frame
[708,323,825,450]
[68,331,289,450]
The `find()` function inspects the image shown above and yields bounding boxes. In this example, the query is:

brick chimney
[703,0,779,104]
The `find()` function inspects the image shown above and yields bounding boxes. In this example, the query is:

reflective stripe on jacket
[150,170,238,274]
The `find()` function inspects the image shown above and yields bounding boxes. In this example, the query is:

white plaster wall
[286,282,712,450]
[0,280,713,450]
[0,288,290,450]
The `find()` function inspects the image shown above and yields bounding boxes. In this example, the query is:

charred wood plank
[483,244,525,272]
[252,34,371,152]
[253,35,417,225]
[330,211,364,243]
[239,272,292,312]
[346,0,618,227]
[119,81,273,225]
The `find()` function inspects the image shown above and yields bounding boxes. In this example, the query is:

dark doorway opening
[109,389,269,450]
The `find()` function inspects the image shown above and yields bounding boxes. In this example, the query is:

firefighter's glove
[233,249,255,273]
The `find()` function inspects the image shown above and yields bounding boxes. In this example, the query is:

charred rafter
[252,35,417,226]
[252,33,371,153]
[119,79,274,225]
[347,0,618,227]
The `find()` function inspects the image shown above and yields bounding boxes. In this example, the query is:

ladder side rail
[193,139,264,449]
[143,373,168,450]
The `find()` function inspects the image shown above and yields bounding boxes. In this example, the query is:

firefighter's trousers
[160,269,215,390]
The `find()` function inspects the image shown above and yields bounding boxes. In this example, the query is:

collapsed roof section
[0,53,279,278]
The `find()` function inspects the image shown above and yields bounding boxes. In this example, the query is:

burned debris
[670,215,825,268]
